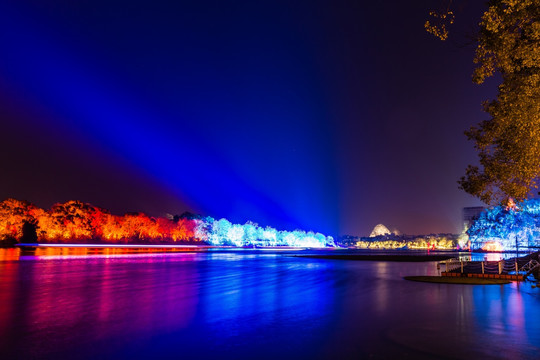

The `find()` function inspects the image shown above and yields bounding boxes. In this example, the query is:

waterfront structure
[369,224,392,237]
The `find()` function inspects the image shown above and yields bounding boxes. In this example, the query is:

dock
[440,253,540,281]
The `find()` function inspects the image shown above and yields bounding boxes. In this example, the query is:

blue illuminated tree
[468,199,540,251]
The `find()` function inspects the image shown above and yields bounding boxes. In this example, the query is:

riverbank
[292,254,455,262]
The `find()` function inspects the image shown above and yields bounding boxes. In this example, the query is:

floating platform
[405,275,511,285]
[441,272,524,281]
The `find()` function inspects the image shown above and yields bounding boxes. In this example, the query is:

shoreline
[292,254,455,262]
[4,245,537,265]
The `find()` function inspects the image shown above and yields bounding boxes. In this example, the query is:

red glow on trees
[0,198,199,244]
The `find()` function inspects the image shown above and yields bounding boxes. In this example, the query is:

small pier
[440,253,540,282]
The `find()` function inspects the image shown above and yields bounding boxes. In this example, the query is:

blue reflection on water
[0,249,539,359]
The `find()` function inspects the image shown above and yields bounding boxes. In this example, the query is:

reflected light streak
[20,253,199,261]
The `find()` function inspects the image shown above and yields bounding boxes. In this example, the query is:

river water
[0,248,539,359]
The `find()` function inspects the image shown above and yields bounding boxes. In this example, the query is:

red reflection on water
[0,248,21,261]
[0,253,200,358]
[18,247,202,260]
[0,258,17,339]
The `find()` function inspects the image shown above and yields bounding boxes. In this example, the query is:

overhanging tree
[457,0,540,204]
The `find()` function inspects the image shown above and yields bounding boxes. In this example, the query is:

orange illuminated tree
[0,198,201,244]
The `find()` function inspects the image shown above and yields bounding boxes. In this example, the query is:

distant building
[462,206,485,231]
[369,224,392,237]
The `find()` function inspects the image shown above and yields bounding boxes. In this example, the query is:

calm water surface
[0,248,539,359]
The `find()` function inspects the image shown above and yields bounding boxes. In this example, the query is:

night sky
[0,0,491,237]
